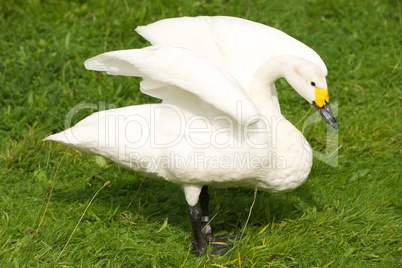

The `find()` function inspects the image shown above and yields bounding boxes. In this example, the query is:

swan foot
[205,233,245,256]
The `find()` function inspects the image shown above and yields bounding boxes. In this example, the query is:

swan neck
[256,58,284,85]
[249,58,285,112]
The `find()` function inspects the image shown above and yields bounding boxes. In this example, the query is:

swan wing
[84,46,259,125]
[136,16,327,92]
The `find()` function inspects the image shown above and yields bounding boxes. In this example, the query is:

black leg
[200,186,210,218]
[189,185,245,256]
[188,204,206,255]
[199,186,212,238]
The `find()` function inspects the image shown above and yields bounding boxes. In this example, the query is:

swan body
[44,16,338,254]
[45,101,312,201]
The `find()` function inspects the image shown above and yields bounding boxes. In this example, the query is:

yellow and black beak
[313,87,339,130]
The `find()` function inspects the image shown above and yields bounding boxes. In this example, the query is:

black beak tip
[313,102,339,130]
[330,120,339,130]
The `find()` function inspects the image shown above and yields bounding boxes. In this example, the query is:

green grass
[1,0,401,266]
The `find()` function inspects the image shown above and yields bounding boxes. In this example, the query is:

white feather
[85,46,259,126]
[136,16,328,92]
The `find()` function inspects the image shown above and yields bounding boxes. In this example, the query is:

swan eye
[311,82,316,86]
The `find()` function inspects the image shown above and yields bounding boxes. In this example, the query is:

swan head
[283,58,339,130]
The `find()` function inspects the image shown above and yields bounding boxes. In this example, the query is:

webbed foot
[205,233,245,256]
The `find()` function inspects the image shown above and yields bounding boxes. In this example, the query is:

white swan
[44,16,338,255]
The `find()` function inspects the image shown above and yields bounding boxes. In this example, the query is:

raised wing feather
[136,16,327,93]
[84,46,259,125]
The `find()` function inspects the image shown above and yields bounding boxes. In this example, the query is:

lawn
[1,0,401,267]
